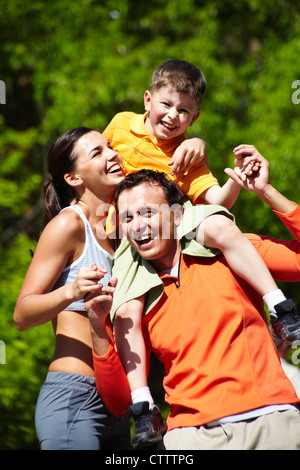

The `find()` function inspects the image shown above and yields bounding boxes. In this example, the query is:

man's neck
[149,245,181,273]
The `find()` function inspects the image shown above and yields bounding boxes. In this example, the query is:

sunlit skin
[144,86,200,142]
[117,183,183,272]
[70,131,124,202]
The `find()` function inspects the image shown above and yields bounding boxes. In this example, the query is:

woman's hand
[67,263,107,301]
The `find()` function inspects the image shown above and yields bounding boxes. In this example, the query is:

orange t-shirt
[93,205,300,428]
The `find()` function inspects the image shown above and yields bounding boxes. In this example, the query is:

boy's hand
[169,137,208,176]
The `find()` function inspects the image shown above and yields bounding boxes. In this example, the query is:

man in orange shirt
[87,146,300,450]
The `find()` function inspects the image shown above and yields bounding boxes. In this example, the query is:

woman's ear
[64,172,83,188]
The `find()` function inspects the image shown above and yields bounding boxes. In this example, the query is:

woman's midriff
[49,310,95,376]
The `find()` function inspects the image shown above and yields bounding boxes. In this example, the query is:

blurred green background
[1,0,300,449]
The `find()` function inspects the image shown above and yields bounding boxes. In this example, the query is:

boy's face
[117,182,183,272]
[144,86,200,141]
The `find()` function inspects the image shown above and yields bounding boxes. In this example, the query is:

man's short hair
[114,169,185,209]
[149,59,206,107]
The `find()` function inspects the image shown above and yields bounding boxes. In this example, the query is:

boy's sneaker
[269,299,300,344]
[125,401,167,449]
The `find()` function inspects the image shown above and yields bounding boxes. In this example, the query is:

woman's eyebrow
[89,145,102,155]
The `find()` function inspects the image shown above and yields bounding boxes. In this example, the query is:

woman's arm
[14,210,104,330]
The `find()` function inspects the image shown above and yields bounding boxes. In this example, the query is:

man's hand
[225,144,270,194]
[169,137,208,176]
[225,144,296,213]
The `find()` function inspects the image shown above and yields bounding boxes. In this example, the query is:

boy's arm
[169,136,208,176]
[85,280,132,416]
[200,178,241,209]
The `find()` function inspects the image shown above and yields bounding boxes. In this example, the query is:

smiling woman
[13,128,131,450]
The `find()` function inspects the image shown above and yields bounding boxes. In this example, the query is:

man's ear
[144,90,151,112]
[190,110,200,126]
[64,172,83,188]
[174,204,183,227]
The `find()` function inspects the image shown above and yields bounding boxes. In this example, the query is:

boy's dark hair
[149,59,206,107]
[114,169,185,209]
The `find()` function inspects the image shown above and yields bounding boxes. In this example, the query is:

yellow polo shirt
[103,111,218,204]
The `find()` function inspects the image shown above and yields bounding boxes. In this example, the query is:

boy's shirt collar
[130,112,185,153]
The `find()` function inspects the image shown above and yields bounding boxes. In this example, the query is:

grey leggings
[35,372,131,450]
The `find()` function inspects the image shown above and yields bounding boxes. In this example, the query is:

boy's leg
[197,214,300,343]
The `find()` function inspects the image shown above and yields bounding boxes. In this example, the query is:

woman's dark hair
[113,169,185,209]
[43,127,95,226]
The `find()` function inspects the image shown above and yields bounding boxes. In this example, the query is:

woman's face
[72,131,124,198]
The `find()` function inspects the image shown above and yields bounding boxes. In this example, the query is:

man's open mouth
[134,235,154,247]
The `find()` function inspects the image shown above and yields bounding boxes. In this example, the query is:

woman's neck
[76,198,115,255]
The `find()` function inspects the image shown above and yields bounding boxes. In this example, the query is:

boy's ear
[190,110,200,126]
[144,90,151,111]
[64,172,83,188]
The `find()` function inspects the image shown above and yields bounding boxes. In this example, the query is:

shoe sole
[132,435,164,450]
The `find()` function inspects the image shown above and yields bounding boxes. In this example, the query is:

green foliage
[1,0,300,449]
[0,235,52,449]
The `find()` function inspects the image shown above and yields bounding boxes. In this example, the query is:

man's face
[117,183,183,271]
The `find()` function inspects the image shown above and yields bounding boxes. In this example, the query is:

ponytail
[43,127,95,227]
[42,178,74,227]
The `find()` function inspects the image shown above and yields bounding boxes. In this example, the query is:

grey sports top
[52,205,113,311]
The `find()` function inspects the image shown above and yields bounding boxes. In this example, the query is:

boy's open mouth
[161,120,176,132]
